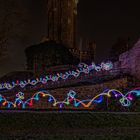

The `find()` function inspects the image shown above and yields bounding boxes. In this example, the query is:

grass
[1,112,140,128]
[0,112,140,139]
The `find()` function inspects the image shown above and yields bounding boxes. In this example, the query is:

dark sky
[0,0,140,77]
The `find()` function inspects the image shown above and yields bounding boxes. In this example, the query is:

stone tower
[46,0,78,49]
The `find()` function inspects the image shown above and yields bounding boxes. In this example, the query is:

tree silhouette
[109,37,131,62]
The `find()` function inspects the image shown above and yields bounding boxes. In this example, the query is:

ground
[0,111,140,139]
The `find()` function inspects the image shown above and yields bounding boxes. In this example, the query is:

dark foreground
[0,111,140,139]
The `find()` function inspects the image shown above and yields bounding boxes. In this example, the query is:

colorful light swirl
[0,62,113,90]
[0,88,139,109]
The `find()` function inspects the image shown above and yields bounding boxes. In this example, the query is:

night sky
[0,0,140,77]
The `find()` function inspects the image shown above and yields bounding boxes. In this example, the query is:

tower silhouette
[46,0,78,49]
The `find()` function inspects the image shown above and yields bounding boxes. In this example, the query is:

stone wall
[26,76,129,109]
[51,77,129,100]
[1,76,132,110]
[118,39,140,80]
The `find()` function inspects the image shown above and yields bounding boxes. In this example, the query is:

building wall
[70,40,96,63]
[118,39,140,80]
[46,0,78,49]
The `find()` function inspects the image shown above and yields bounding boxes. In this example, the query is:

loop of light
[0,62,113,91]
[0,88,139,109]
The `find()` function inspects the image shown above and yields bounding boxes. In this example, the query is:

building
[25,0,95,74]
[46,0,78,49]
[114,38,140,80]
[79,40,96,63]
[46,0,95,63]
[25,41,79,75]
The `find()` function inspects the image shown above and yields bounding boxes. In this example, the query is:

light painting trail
[0,88,139,109]
[0,62,113,90]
